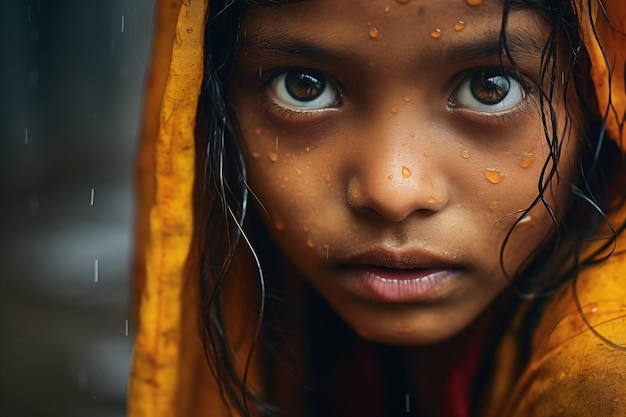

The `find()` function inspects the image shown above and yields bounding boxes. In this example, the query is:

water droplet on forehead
[390,105,399,114]
[484,168,504,184]
[384,5,391,12]
[369,27,380,39]
[388,175,394,180]
[488,201,498,210]
[267,152,279,162]
[520,153,535,168]
[402,166,412,178]
[409,132,415,137]
[423,151,430,158]
[430,29,442,39]
[466,0,484,5]
[461,150,470,159]
[306,239,316,248]
[274,220,285,231]
[403,95,412,103]
[251,151,261,160]
[302,224,309,232]
[454,21,465,31]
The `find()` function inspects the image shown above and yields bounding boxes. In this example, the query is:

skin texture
[230,0,580,347]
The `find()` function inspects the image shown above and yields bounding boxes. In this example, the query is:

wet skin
[230,0,580,346]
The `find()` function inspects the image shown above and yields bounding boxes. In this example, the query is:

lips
[336,249,463,303]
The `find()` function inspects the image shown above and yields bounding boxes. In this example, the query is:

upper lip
[339,247,462,270]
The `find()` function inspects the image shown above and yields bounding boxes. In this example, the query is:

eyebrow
[240,29,547,66]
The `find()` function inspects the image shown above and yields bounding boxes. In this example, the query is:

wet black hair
[195,0,626,415]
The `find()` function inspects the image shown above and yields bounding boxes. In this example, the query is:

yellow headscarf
[128,1,626,416]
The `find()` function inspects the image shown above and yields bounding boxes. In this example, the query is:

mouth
[336,249,463,303]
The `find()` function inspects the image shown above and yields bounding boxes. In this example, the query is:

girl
[129,0,626,416]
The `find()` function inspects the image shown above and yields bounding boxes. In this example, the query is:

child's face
[231,0,580,345]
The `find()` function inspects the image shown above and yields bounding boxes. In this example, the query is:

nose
[347,121,449,223]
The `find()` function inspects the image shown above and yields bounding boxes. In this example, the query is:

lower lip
[339,265,459,303]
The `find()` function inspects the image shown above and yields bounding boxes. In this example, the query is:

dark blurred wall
[0,1,155,416]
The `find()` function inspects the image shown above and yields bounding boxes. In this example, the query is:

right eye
[268,69,341,110]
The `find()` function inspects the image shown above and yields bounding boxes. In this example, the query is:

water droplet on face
[409,131,415,137]
[461,150,470,159]
[267,152,279,162]
[403,95,412,103]
[426,196,436,204]
[430,29,442,39]
[401,165,412,178]
[251,151,260,160]
[302,224,309,232]
[306,239,316,248]
[388,175,394,180]
[518,215,536,227]
[369,27,379,39]
[423,151,430,158]
[466,0,484,5]
[255,127,262,135]
[295,168,302,175]
[274,220,285,231]
[520,153,535,168]
[489,201,498,210]
[384,5,391,12]
[454,21,465,31]
[484,168,504,184]
[351,188,360,199]
[390,105,399,114]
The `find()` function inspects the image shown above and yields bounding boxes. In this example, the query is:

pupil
[285,72,325,101]
[470,72,510,105]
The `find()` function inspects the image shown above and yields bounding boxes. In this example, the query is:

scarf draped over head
[128,1,626,416]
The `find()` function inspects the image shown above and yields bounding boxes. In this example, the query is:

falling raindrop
[24,127,29,145]
[461,150,470,159]
[430,29,442,39]
[369,27,380,39]
[90,188,95,206]
[324,244,330,259]
[267,151,279,162]
[125,320,129,336]
[520,153,535,168]
[94,259,99,283]
[484,168,504,184]
[401,165,412,178]
[454,21,466,31]
[121,15,125,32]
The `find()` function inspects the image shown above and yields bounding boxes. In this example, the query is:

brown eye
[285,71,326,101]
[452,69,526,112]
[269,69,340,109]
[469,71,510,105]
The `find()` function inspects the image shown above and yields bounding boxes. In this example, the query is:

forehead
[240,0,549,68]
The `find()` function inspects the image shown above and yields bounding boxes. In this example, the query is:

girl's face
[231,0,580,345]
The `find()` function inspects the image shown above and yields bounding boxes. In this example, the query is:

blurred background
[0,1,155,416]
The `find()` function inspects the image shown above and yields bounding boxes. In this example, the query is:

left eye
[452,69,526,112]
[268,69,340,110]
